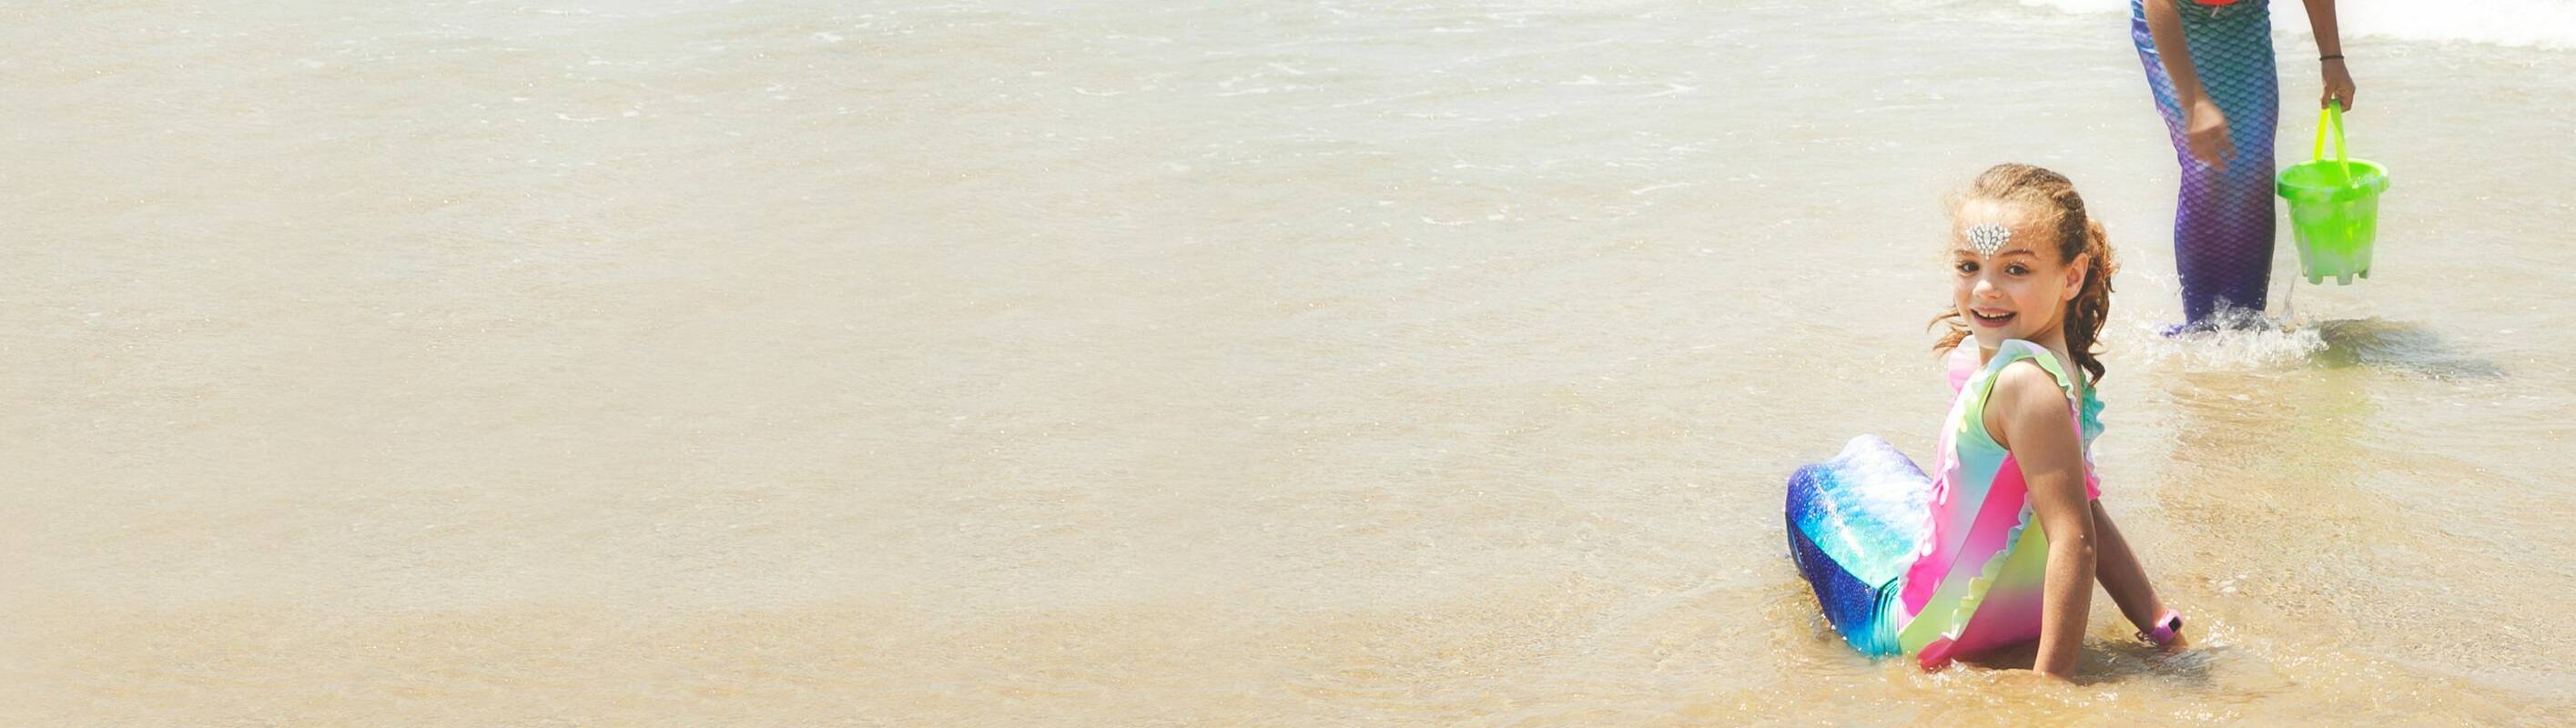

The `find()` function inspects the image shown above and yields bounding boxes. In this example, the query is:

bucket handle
[2311,104,2350,177]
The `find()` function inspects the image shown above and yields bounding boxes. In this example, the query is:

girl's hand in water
[2183,96,2229,172]
[2321,58,2357,110]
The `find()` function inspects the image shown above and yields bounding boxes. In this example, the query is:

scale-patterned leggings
[2133,0,2278,325]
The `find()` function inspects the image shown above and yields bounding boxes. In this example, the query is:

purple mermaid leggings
[2133,0,2279,325]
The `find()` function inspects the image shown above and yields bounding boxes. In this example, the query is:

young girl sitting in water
[1784,164,2186,679]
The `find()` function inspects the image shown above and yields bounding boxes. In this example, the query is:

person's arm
[1985,364,2096,680]
[2304,0,2357,109]
[2092,503,2185,647]
[2143,0,2230,170]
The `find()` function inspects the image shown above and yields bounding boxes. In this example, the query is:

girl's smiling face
[1952,199,2088,351]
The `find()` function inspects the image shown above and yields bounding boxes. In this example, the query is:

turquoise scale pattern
[1784,436,1931,657]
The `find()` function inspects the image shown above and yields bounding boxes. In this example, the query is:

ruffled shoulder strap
[1955,339,2088,451]
[1942,344,1977,394]
[1978,339,2079,393]
[2078,383,2105,450]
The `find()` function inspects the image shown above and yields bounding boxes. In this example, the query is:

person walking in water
[2135,0,2357,329]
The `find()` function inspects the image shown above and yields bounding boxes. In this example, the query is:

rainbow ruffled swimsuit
[1783,340,2104,663]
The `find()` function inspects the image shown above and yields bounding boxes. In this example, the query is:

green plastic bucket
[2277,104,2390,285]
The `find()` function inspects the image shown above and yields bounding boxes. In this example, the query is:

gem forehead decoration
[1965,223,2012,258]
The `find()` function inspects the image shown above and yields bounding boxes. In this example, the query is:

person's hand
[2183,96,2230,172]
[2321,58,2357,110]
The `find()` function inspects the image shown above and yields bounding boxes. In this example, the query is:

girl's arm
[2303,0,2357,108]
[2093,503,2185,646]
[2143,0,2231,170]
[1985,364,2097,680]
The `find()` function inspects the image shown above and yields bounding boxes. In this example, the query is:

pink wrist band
[2139,610,2184,645]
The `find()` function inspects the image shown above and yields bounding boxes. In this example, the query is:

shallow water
[5,1,2573,725]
